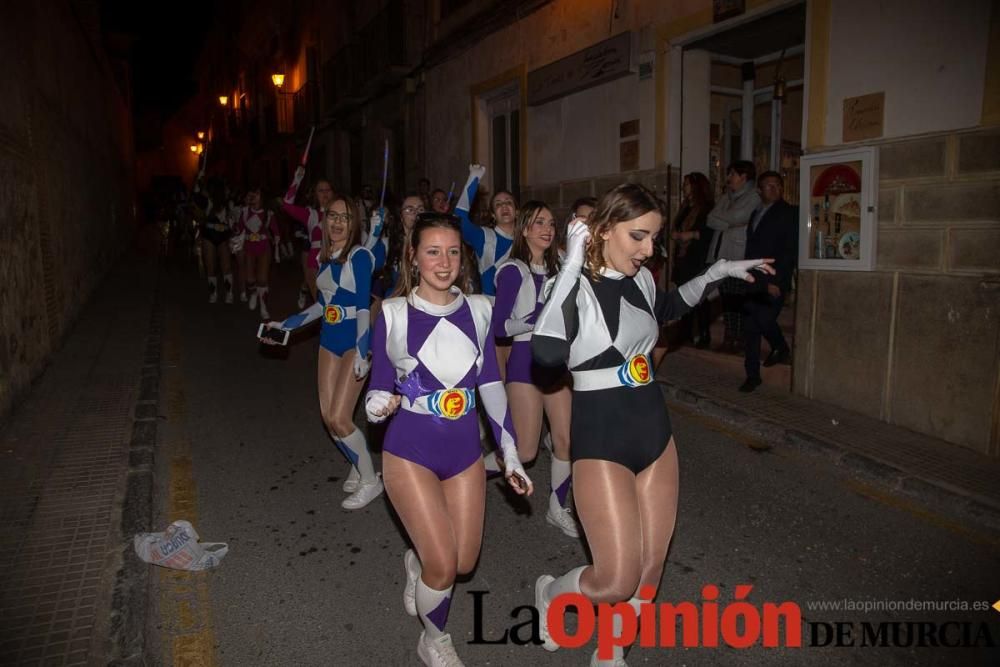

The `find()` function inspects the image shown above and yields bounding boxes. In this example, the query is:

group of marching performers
[242,160,773,666]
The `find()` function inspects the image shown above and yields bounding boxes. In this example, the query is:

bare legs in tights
[539,439,679,663]
[574,440,679,602]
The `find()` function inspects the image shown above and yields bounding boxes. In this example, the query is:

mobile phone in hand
[257,323,289,345]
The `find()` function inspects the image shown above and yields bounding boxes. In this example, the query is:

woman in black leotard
[531,183,773,666]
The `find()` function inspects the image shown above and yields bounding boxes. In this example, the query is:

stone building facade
[0,1,135,418]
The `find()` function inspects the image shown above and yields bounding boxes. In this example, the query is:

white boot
[207,277,218,303]
[341,473,384,510]
[417,631,464,667]
[342,465,360,493]
[545,494,580,539]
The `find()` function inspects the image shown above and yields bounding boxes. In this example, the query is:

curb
[108,277,163,664]
[658,379,1000,532]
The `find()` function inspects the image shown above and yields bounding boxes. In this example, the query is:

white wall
[527,73,655,185]
[825,0,991,145]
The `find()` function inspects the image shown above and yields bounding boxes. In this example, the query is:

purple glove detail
[395,370,431,405]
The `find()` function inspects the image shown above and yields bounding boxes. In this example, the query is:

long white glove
[353,351,371,380]
[531,220,590,342]
[501,447,532,495]
[678,258,774,307]
[365,390,395,423]
[563,219,591,269]
[273,245,281,265]
[362,210,384,250]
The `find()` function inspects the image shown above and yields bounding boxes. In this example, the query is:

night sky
[101,0,217,119]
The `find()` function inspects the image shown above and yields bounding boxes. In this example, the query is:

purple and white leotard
[492,259,566,386]
[368,288,517,480]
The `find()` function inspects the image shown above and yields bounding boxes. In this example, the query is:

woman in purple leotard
[491,201,577,539]
[364,212,532,667]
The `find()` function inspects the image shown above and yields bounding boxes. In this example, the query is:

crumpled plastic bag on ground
[134,520,228,571]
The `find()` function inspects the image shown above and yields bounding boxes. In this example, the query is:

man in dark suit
[739,171,798,392]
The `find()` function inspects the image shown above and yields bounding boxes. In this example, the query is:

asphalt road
[147,260,1000,666]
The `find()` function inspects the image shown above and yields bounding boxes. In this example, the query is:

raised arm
[455,164,486,253]
[531,221,587,367]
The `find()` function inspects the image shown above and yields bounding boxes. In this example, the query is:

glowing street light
[190,144,199,153]
[218,95,229,106]
[197,131,205,140]
[271,73,285,88]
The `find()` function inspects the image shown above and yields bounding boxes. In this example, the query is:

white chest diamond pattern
[316,265,339,303]
[417,318,479,388]
[613,296,658,359]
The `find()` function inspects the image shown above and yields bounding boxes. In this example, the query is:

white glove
[369,210,383,237]
[502,447,533,495]
[468,163,486,180]
[678,258,775,307]
[353,351,371,380]
[365,390,395,423]
[705,258,774,282]
[564,220,591,268]
[293,165,306,183]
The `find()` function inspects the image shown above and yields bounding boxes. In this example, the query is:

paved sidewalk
[0,252,160,665]
[657,346,1000,529]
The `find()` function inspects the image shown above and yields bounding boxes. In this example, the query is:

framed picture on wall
[798,146,878,271]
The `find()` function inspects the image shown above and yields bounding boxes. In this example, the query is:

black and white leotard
[532,266,690,473]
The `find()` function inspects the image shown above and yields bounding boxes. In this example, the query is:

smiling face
[492,192,517,228]
[522,207,556,259]
[600,209,662,277]
[412,226,462,294]
[325,199,352,249]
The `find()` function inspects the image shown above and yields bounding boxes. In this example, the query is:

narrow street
[146,260,1000,666]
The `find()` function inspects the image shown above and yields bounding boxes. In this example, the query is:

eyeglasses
[402,205,425,215]
[326,212,352,224]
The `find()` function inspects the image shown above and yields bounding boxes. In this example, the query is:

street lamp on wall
[218,95,229,106]
[197,131,205,140]
[190,144,199,153]
[271,73,285,88]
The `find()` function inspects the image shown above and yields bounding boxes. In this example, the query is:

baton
[378,138,389,212]
[300,126,316,167]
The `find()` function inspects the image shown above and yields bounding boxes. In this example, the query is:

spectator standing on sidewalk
[706,160,761,353]
[670,172,714,347]
[739,171,798,392]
